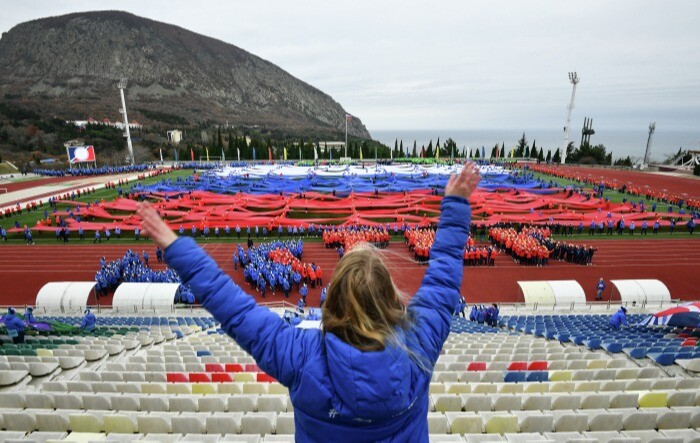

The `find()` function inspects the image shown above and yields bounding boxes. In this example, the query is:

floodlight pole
[562,72,579,165]
[118,78,135,165]
[643,122,656,166]
[344,117,348,158]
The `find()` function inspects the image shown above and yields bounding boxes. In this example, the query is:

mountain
[0,11,370,138]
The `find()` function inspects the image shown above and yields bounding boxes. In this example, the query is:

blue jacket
[165,196,471,442]
[609,309,629,329]
[81,312,96,331]
[4,312,24,332]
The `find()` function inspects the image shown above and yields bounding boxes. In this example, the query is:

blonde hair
[322,244,408,351]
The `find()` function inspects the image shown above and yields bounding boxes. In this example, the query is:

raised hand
[136,201,178,249]
[445,162,481,200]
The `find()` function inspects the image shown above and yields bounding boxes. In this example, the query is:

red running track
[0,176,93,193]
[1,237,699,307]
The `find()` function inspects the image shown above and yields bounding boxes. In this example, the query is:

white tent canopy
[610,279,671,305]
[112,283,181,309]
[517,280,586,307]
[35,282,97,312]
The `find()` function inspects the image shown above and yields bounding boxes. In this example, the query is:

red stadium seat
[681,339,697,347]
[211,372,233,382]
[225,364,244,372]
[205,363,225,372]
[189,372,212,383]
[508,361,528,371]
[467,362,487,371]
[257,372,277,383]
[166,372,189,383]
[528,361,548,371]
[245,364,261,372]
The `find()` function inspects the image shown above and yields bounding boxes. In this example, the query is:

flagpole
[345,116,348,158]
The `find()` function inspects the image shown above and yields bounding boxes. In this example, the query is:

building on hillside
[167,130,183,145]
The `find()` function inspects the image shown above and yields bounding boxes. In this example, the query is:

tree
[538,148,545,162]
[399,139,404,157]
[614,156,633,167]
[546,149,552,163]
[474,148,480,159]
[525,146,530,158]
[552,148,561,163]
[217,127,223,149]
[516,133,528,157]
[412,143,417,158]
[426,140,433,158]
[491,144,498,158]
[530,140,537,158]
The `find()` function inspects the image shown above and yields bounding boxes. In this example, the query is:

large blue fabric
[165,196,471,442]
[137,169,557,196]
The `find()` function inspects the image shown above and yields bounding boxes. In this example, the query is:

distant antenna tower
[644,122,656,165]
[562,72,579,164]
[117,78,135,165]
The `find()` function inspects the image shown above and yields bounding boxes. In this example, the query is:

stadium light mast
[562,72,580,165]
[643,122,656,166]
[118,78,135,165]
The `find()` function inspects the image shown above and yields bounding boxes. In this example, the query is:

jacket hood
[323,332,415,423]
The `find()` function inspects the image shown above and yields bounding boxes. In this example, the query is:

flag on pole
[205,147,210,162]
[467,147,471,159]
[253,148,256,161]
[222,149,226,162]
[299,147,302,160]
[269,147,273,161]
[283,147,288,160]
[329,148,333,160]
[390,147,393,160]
[313,145,318,161]
[237,147,241,162]
[174,148,178,162]
[481,146,486,159]
[159,148,163,162]
[346,114,352,122]
[420,146,425,158]
[359,146,363,160]
[190,148,195,162]
[510,148,514,159]
[435,146,440,160]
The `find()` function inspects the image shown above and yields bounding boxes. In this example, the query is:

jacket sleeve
[408,196,471,364]
[165,237,313,387]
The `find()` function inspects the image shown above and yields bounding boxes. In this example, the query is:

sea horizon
[370,129,700,163]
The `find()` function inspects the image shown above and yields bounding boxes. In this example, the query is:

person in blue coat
[24,307,36,323]
[595,278,606,301]
[609,307,629,330]
[136,163,480,442]
[80,309,96,333]
[4,308,25,343]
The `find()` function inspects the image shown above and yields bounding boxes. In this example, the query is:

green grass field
[0,162,19,174]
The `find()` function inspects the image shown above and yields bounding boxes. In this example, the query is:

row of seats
[429,378,700,394]
[431,367,664,383]
[2,407,699,436]
[435,359,625,372]
[0,392,292,413]
[429,391,700,412]
[40,381,286,395]
[3,429,700,443]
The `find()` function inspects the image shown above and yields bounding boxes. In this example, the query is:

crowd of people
[404,227,496,266]
[489,225,596,266]
[524,164,700,212]
[93,249,194,302]
[322,225,391,251]
[33,164,152,177]
[455,302,500,327]
[238,239,326,301]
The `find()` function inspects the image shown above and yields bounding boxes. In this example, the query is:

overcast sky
[2,1,699,134]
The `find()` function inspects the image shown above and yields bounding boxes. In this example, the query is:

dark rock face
[0,10,370,138]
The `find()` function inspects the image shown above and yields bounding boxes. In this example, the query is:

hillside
[0,11,370,139]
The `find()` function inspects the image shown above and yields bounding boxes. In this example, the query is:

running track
[1,238,698,307]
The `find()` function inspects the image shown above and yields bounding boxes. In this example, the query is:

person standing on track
[595,278,606,301]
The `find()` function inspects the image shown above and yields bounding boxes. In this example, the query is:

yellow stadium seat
[36,349,54,357]
[638,391,668,408]
[192,383,217,395]
[549,370,572,381]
